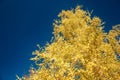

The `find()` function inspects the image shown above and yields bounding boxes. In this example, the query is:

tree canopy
[17,6,120,80]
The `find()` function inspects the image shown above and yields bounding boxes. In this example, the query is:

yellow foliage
[17,6,120,80]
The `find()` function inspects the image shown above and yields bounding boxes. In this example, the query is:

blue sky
[0,0,120,80]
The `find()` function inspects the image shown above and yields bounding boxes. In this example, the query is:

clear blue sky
[0,0,120,80]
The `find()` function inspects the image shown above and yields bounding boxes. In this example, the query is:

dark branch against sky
[0,0,120,80]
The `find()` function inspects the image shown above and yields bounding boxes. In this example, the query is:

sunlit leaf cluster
[17,6,120,80]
